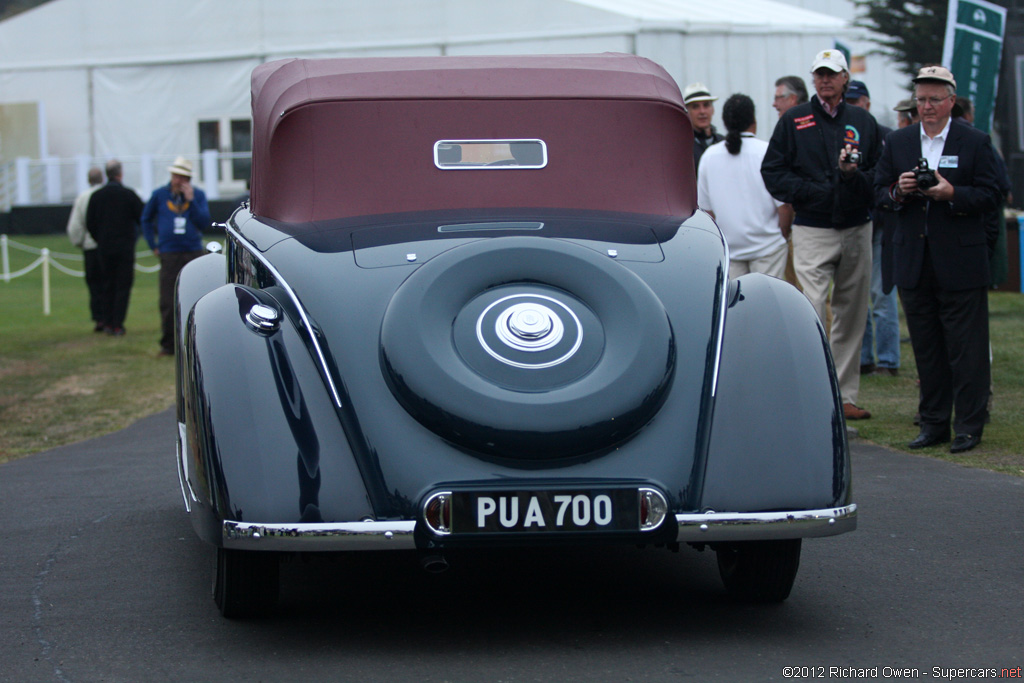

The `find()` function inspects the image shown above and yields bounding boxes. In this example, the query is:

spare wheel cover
[380,236,675,460]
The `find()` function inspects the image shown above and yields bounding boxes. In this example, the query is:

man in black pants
[86,160,144,336]
[874,66,1003,453]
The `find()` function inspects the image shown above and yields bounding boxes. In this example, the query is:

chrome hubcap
[496,302,563,351]
[476,294,582,369]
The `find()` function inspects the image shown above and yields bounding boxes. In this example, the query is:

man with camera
[761,49,883,421]
[874,66,1003,453]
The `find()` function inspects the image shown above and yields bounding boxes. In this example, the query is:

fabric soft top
[249,53,695,223]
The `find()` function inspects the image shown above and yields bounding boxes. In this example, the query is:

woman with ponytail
[696,93,793,280]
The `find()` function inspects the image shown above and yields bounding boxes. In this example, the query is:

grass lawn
[2,233,1022,477]
[855,290,1024,477]
[1,234,173,462]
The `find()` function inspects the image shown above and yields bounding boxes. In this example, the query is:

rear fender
[175,253,226,420]
[701,274,850,512]
[180,283,373,545]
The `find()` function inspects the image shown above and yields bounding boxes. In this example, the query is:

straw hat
[168,156,193,177]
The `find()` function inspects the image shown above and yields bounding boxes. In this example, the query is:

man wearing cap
[874,66,1003,453]
[761,49,884,421]
[142,156,211,356]
[894,99,919,128]
[683,82,724,173]
[844,80,901,379]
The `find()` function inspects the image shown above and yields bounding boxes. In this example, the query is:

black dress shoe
[950,434,981,453]
[908,431,950,449]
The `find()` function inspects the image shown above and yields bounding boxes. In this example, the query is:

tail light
[638,488,668,531]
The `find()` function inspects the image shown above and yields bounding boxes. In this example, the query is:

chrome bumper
[222,504,856,551]
[223,520,418,551]
[674,504,857,542]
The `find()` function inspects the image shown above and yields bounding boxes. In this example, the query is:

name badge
[938,156,959,169]
[173,216,188,234]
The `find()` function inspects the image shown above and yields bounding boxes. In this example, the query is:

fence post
[75,155,92,195]
[202,150,220,200]
[42,248,51,315]
[140,153,154,199]
[15,157,31,205]
[44,157,62,204]
[2,234,9,283]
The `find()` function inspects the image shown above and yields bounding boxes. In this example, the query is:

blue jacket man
[142,156,211,355]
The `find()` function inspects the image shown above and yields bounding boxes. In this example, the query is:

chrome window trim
[219,504,855,552]
[433,138,548,170]
[224,221,343,408]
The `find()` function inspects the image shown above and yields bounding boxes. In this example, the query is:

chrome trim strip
[176,421,193,512]
[710,220,729,397]
[224,221,343,408]
[675,504,857,542]
[223,520,418,551]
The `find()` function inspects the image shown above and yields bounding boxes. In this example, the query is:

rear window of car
[434,139,547,169]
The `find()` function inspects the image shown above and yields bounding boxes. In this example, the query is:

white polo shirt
[697,134,786,261]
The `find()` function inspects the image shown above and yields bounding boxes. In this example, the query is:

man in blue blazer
[874,66,1002,453]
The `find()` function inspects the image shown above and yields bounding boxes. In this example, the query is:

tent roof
[569,0,847,28]
[0,0,849,71]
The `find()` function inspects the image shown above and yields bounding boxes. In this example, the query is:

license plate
[450,489,639,533]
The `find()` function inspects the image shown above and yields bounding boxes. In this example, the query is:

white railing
[0,151,251,212]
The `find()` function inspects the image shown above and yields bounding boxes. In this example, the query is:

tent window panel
[231,119,252,182]
[199,120,221,153]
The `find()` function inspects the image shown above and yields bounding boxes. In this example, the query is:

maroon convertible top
[250,53,695,223]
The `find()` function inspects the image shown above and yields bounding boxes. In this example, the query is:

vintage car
[175,53,856,617]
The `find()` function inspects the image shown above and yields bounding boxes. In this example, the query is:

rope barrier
[1,234,179,314]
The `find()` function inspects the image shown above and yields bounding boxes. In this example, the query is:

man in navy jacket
[874,66,1002,453]
[142,156,211,356]
[761,49,883,422]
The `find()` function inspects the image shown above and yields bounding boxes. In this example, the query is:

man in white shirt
[66,167,105,331]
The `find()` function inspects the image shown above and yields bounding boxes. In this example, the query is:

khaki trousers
[792,222,872,405]
[728,242,789,281]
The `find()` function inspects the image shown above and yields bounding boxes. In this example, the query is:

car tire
[380,236,675,460]
[213,547,280,618]
[715,539,801,603]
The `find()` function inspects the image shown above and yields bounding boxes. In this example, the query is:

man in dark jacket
[761,49,883,421]
[85,159,144,336]
[873,66,1002,453]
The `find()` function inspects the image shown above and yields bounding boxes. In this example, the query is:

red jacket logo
[795,114,816,130]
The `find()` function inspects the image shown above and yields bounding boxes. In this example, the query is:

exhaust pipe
[420,554,449,574]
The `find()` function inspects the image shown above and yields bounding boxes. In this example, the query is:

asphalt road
[1,408,1021,682]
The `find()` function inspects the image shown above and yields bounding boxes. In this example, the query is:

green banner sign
[942,0,1007,133]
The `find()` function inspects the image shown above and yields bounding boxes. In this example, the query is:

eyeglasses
[913,96,952,107]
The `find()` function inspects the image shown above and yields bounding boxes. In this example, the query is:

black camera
[915,157,938,190]
[846,150,862,165]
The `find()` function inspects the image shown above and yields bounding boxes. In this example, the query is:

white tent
[0,0,897,203]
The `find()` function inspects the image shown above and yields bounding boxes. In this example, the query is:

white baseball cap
[811,49,848,73]
[912,65,957,90]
